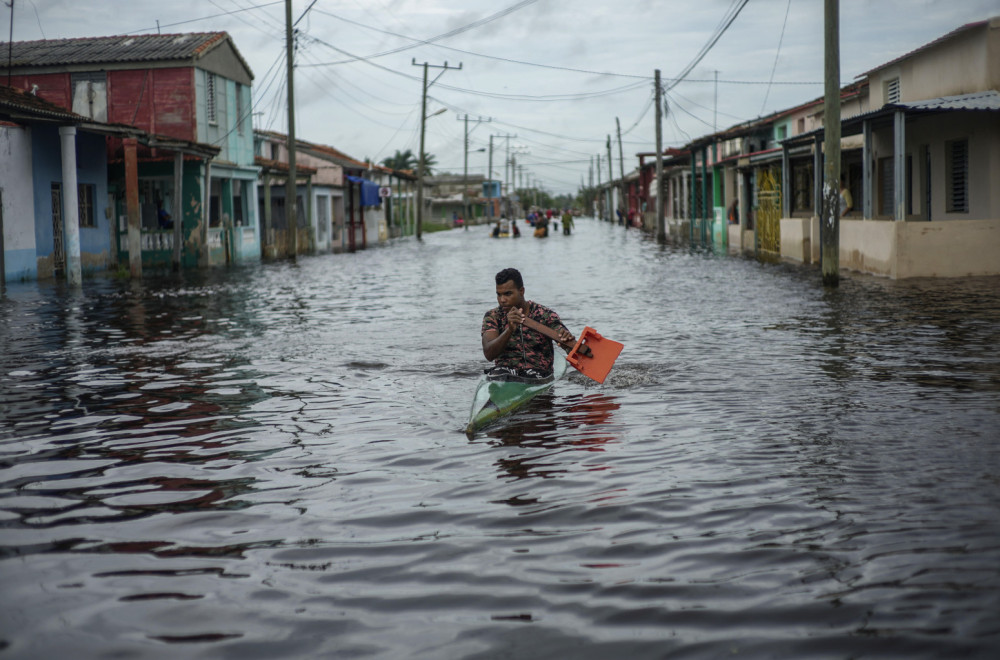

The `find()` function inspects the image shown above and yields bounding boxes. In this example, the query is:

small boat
[465,354,568,434]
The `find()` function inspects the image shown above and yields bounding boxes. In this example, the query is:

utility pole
[413,59,461,239]
[488,133,514,218]
[596,153,602,219]
[285,0,298,258]
[616,117,626,225]
[821,0,841,286]
[460,114,491,229]
[655,69,666,243]
[606,136,614,223]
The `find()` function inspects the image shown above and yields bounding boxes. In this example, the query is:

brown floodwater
[2,218,999,658]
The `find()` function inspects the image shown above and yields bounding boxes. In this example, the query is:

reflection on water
[2,220,1000,658]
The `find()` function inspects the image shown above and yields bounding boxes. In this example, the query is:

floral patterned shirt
[481,301,568,374]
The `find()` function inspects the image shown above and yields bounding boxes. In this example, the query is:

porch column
[700,147,708,243]
[894,110,906,221]
[813,135,823,216]
[307,177,314,251]
[172,151,183,270]
[263,171,272,257]
[689,157,696,242]
[58,126,82,286]
[123,136,141,279]
[202,162,211,266]
[863,120,873,219]
[781,143,791,219]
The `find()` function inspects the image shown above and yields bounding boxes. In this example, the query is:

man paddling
[481,268,575,378]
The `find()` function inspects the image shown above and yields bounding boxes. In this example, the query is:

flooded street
[2,218,1000,658]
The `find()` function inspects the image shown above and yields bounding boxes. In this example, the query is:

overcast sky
[9,0,998,194]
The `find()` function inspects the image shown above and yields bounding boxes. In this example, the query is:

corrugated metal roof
[896,90,1000,112]
[782,91,1000,145]
[4,32,247,71]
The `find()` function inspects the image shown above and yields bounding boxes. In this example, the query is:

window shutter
[886,78,900,104]
[947,139,968,213]
[207,73,217,124]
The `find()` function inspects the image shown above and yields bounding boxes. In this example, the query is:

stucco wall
[780,217,811,263]
[839,220,895,276]
[30,127,111,279]
[896,219,1000,278]
[839,218,1000,278]
[1,124,37,281]
[869,26,991,105]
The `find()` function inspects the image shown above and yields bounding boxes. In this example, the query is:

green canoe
[465,355,568,434]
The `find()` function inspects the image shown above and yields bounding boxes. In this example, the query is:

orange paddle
[521,318,624,384]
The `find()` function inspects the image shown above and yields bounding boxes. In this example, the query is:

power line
[128,0,284,33]
[308,0,541,64]
[760,0,793,115]
[666,0,750,92]
[301,7,823,86]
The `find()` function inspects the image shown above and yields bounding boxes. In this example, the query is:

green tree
[381,149,418,171]
[380,149,437,176]
[419,152,437,176]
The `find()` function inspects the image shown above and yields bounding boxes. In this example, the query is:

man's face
[496,280,525,311]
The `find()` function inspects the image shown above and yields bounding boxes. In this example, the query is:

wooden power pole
[821,0,841,286]
[606,136,614,222]
[285,0,297,258]
[616,117,626,225]
[413,59,461,239]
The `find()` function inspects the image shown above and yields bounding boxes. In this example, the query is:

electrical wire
[308,0,541,64]
[666,0,750,92]
[760,0,793,115]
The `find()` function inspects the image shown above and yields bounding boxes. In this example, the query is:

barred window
[78,184,96,227]
[945,139,968,213]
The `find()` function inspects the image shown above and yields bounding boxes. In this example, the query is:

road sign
[379,186,391,198]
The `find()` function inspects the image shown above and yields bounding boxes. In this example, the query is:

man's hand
[555,327,574,345]
[506,306,525,331]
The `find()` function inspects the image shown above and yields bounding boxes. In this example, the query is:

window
[797,118,805,135]
[885,77,900,104]
[207,73,218,125]
[78,184,96,227]
[71,72,108,122]
[946,139,969,213]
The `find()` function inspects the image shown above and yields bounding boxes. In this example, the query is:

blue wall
[31,128,111,272]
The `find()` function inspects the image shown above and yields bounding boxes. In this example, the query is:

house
[424,173,488,224]
[1,86,137,283]
[780,17,1000,277]
[3,32,259,272]
[255,130,417,254]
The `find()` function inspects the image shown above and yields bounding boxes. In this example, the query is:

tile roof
[0,83,90,122]
[3,32,252,78]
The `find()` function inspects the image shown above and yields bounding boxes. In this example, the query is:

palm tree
[380,149,437,176]
[419,152,437,177]
[381,149,417,172]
